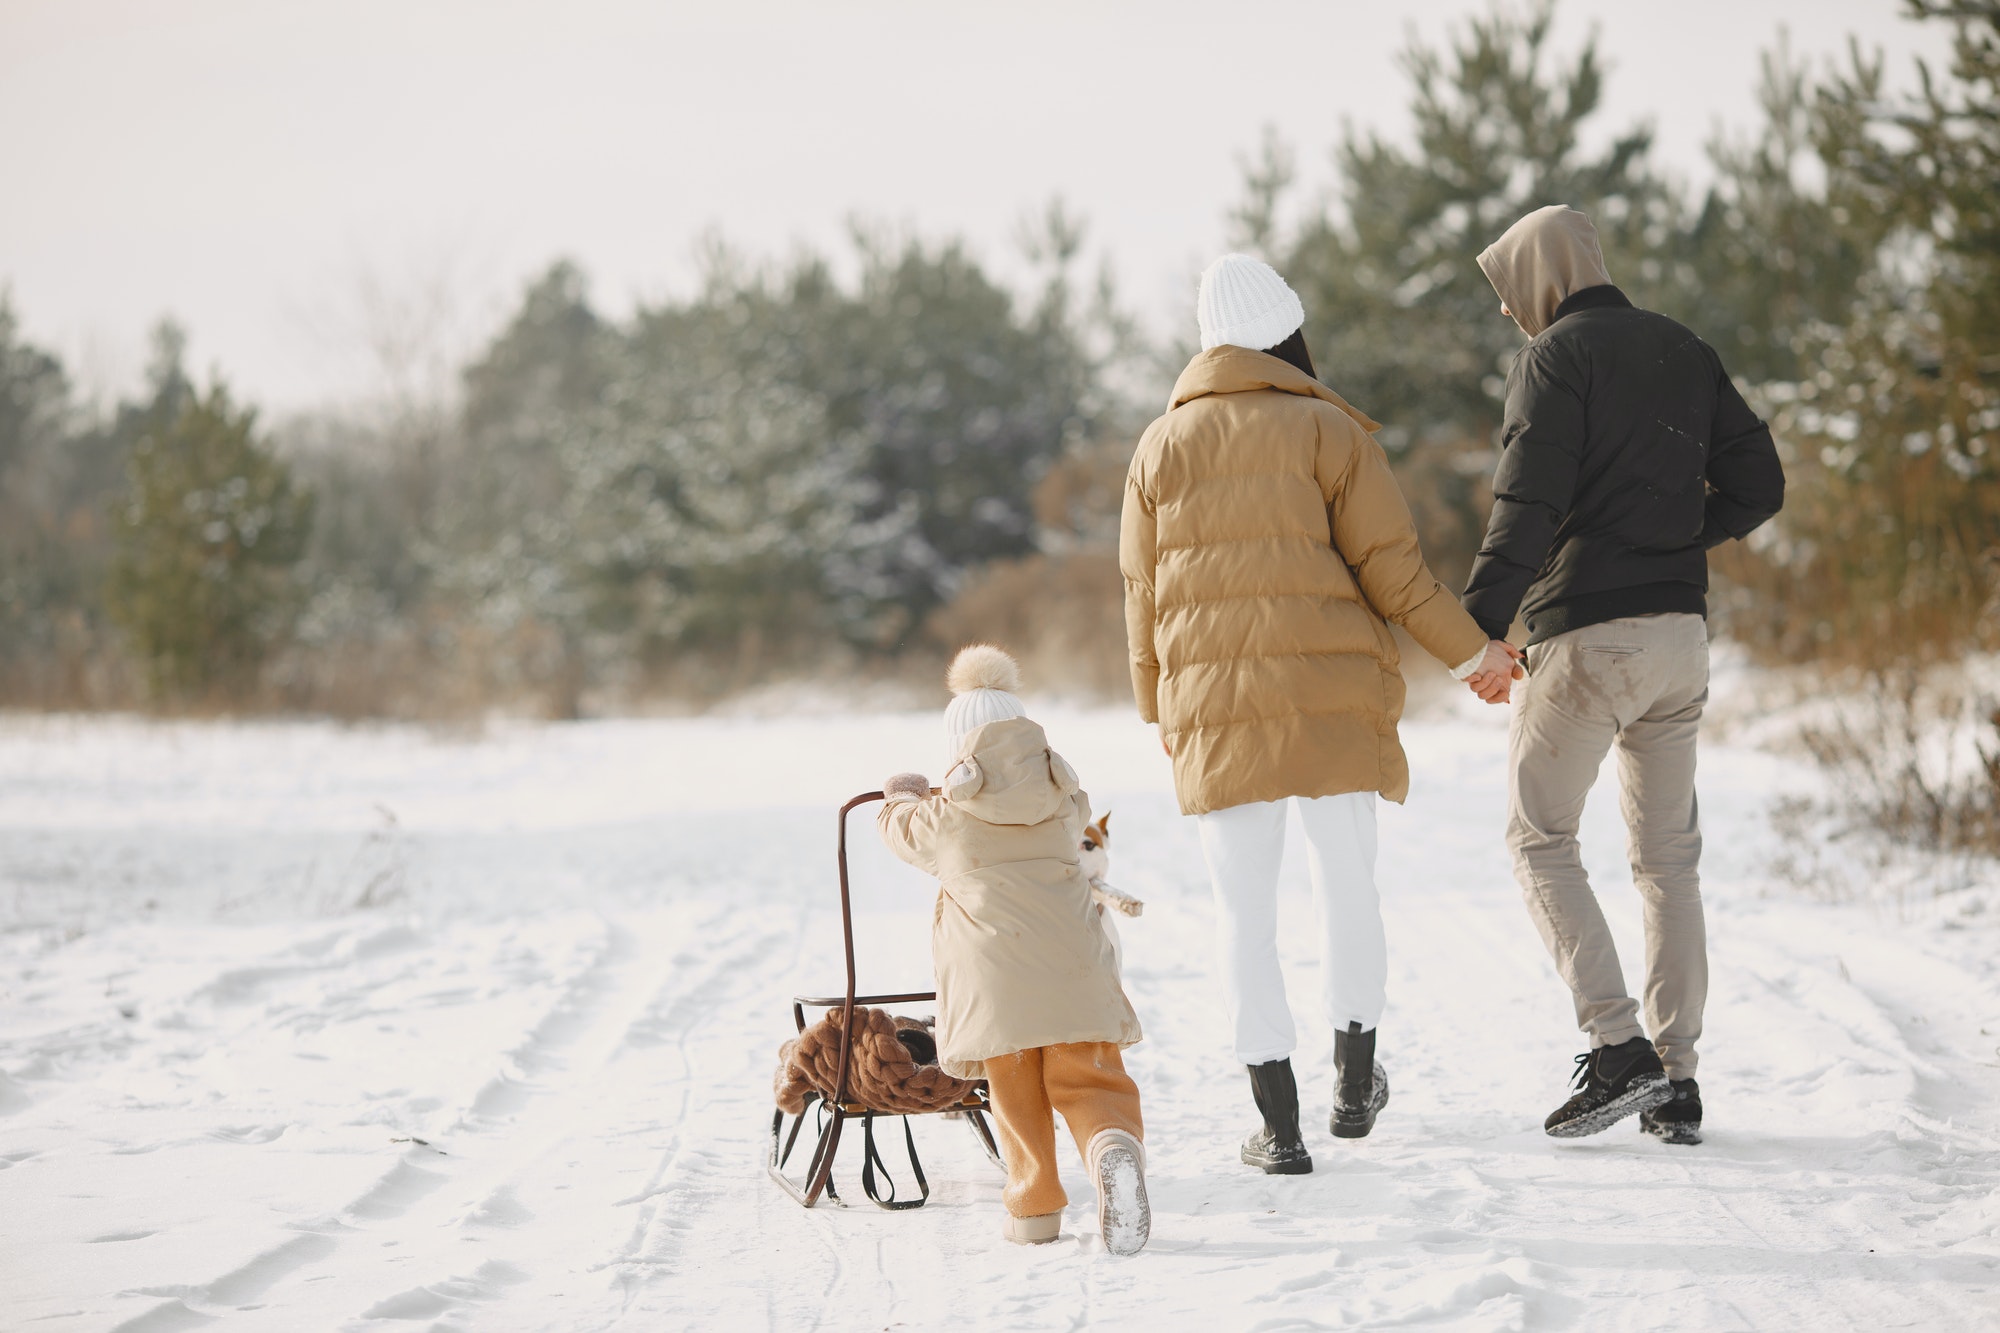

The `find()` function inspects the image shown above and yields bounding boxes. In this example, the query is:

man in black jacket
[1459,205,1785,1144]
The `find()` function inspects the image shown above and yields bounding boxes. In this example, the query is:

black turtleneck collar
[1551,284,1632,323]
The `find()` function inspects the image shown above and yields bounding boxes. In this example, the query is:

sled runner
[768,790,1004,1210]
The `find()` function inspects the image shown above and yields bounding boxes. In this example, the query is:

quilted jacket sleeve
[876,797,943,878]
[1119,441,1162,724]
[1460,342,1587,639]
[1700,357,1785,549]
[1322,413,1490,669]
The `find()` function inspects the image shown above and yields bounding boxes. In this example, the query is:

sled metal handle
[829,790,885,1110]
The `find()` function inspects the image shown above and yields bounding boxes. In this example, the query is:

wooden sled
[769,791,1005,1210]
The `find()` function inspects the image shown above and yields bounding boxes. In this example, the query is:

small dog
[1079,812,1142,975]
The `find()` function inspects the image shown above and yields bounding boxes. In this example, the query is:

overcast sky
[0,0,1954,412]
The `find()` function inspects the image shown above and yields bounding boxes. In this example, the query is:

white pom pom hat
[1196,253,1306,351]
[944,644,1027,746]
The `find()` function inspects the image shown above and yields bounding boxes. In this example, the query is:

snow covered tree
[822,230,1098,640]
[428,262,613,713]
[432,235,1101,706]
[557,292,879,671]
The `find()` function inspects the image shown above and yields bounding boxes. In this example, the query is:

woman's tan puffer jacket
[1120,346,1489,815]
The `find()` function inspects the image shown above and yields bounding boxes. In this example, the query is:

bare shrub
[1792,667,2000,867]
[922,425,1135,701]
[346,804,409,911]
[924,551,1128,700]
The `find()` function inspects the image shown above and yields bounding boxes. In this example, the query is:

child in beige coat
[877,644,1149,1255]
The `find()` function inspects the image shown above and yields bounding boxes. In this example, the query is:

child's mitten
[883,772,930,802]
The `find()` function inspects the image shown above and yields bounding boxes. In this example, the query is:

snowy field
[3,683,1998,1331]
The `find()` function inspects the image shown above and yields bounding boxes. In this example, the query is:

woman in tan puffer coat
[1120,253,1510,1176]
[877,645,1148,1255]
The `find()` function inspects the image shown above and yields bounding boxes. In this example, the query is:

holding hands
[1465,639,1525,705]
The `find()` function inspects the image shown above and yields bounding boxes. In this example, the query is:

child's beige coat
[876,717,1142,1079]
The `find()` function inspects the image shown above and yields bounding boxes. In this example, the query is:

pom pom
[946,643,1021,696]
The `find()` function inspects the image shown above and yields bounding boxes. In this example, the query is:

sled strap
[776,1092,818,1170]
[860,1113,929,1210]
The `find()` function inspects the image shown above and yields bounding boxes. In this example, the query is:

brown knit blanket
[774,1006,977,1116]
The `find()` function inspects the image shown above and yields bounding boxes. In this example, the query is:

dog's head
[1078,811,1111,884]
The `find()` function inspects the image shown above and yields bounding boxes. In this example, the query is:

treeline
[0,220,1131,715]
[0,0,1993,724]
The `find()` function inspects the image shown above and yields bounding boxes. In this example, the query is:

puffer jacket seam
[1166,646,1391,669]
[1158,532,1330,554]
[1165,703,1389,732]
[1155,465,1318,483]
[1157,589,1362,611]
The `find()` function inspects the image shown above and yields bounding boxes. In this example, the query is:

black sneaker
[1241,1058,1312,1174]
[1330,1022,1390,1139]
[1639,1078,1703,1145]
[1544,1036,1673,1139]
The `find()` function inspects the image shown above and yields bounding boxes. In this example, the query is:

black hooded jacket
[1460,285,1785,644]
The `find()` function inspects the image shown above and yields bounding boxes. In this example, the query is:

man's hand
[1464,639,1525,705]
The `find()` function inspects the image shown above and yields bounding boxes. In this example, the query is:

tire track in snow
[108,911,648,1330]
[326,907,729,1329]
[319,900,794,1331]
[1681,915,2000,1327]
[590,912,822,1316]
[590,878,1016,1331]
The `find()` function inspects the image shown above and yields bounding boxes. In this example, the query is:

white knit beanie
[1196,253,1306,351]
[943,644,1027,747]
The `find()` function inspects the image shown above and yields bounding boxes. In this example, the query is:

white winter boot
[1003,1210,1063,1245]
[1086,1128,1150,1256]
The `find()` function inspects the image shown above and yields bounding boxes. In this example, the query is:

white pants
[1196,793,1384,1065]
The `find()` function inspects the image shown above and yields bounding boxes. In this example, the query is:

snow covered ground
[3,683,1998,1331]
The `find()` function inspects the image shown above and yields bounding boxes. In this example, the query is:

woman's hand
[1465,640,1526,705]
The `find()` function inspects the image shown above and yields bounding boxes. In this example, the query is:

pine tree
[1715,0,2000,662]
[1247,0,1684,580]
[106,345,313,702]
[0,293,75,666]
[1686,38,1892,385]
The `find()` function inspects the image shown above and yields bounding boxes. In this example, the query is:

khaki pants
[1509,613,1708,1080]
[984,1042,1143,1218]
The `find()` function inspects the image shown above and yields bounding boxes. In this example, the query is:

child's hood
[943,717,1080,827]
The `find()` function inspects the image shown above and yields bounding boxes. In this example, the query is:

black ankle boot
[1331,1022,1390,1139]
[1241,1058,1312,1174]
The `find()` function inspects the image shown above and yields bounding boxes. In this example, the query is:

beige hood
[944,718,1077,827]
[1477,205,1613,338]
[1168,344,1381,431]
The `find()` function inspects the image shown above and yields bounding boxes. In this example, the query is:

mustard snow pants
[983,1042,1143,1219]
